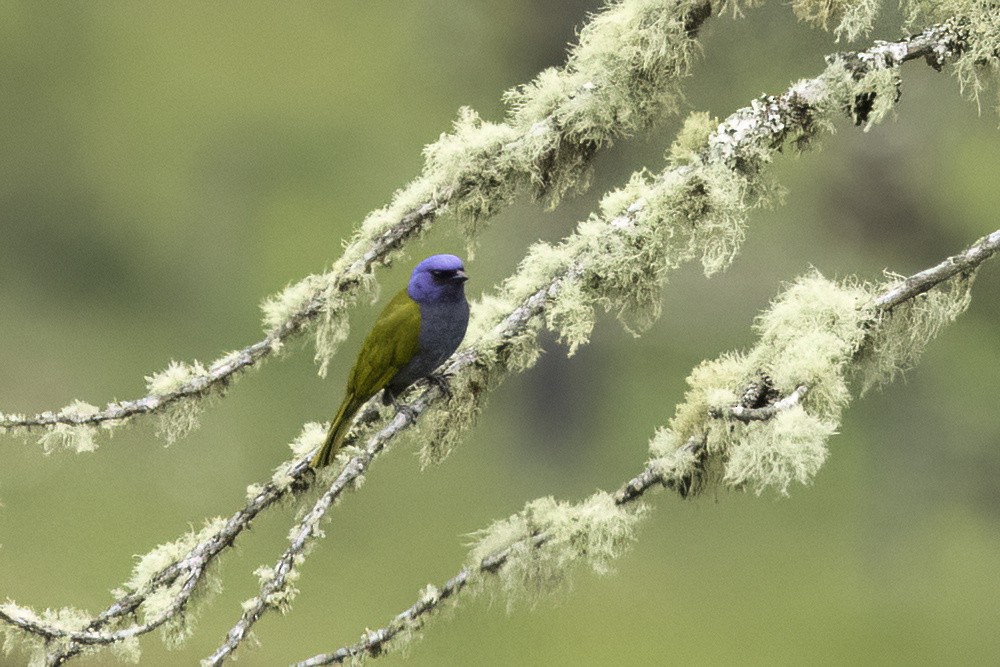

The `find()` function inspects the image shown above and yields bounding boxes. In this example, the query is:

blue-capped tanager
[310,254,470,468]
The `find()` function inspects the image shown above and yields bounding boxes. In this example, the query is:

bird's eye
[430,269,451,279]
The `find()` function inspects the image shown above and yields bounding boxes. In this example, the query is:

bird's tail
[310,394,363,468]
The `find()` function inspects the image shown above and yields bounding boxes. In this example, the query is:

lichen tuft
[468,492,646,608]
[36,401,101,454]
[724,406,835,495]
[655,274,873,496]
[855,270,975,392]
[791,0,881,41]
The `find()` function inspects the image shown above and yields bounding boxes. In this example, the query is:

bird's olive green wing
[311,289,421,468]
[346,288,421,399]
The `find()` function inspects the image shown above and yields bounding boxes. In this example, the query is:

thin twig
[713,384,809,422]
[874,229,1000,310]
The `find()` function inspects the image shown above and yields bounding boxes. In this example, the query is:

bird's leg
[384,388,420,422]
[426,372,453,399]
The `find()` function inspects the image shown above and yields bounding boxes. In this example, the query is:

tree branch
[874,229,1000,310]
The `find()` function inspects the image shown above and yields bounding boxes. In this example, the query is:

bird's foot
[426,372,453,399]
[293,465,317,492]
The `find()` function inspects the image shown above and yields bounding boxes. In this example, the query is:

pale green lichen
[289,421,326,458]
[654,264,976,497]
[856,68,901,131]
[245,482,265,502]
[574,210,675,335]
[0,603,42,667]
[543,145,760,342]
[648,426,711,487]
[837,0,882,41]
[855,271,975,393]
[38,423,95,454]
[37,404,101,455]
[120,516,228,650]
[748,274,870,415]
[270,459,300,491]
[791,0,881,41]
[362,582,448,660]
[124,519,227,594]
[155,402,205,445]
[682,163,760,275]
[418,583,441,606]
[146,360,207,398]
[421,107,523,232]
[817,62,901,131]
[157,565,223,651]
[724,406,836,495]
[714,276,869,493]
[145,360,207,397]
[260,272,342,335]
[260,268,380,377]
[145,360,212,443]
[468,492,646,608]
[110,635,142,664]
[208,349,246,373]
[648,426,681,461]
[905,1,1000,110]
[255,554,306,614]
[502,0,713,207]
[545,278,595,355]
[0,605,99,667]
[655,274,872,495]
[665,352,747,445]
[0,413,27,434]
[315,271,381,377]
[667,111,717,166]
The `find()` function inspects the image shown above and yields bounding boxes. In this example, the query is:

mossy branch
[293,226,1000,666]
[0,0,716,450]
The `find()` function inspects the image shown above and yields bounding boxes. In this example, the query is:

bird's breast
[417,299,470,356]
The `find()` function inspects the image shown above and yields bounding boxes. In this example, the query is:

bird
[310,254,470,468]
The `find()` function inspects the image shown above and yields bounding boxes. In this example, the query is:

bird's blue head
[407,254,469,304]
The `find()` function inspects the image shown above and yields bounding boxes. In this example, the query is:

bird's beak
[455,269,469,282]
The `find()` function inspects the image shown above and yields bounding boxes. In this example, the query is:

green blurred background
[1,2,998,665]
